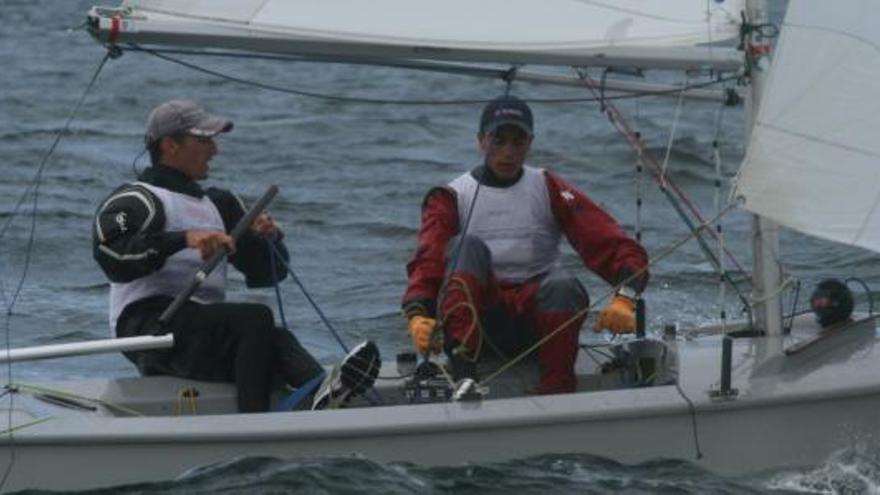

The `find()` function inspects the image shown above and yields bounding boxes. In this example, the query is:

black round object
[810,279,854,328]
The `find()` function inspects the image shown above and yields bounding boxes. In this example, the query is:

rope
[268,243,290,331]
[634,133,644,243]
[174,387,198,416]
[434,165,486,351]
[119,43,738,106]
[0,50,113,494]
[480,202,738,387]
[266,243,383,405]
[659,76,689,188]
[574,68,754,327]
[575,69,748,274]
[12,383,142,417]
[268,243,349,353]
[441,276,484,363]
[713,105,728,334]
[674,382,704,460]
[0,416,53,436]
[784,280,801,334]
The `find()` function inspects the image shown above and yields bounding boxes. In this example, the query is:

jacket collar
[139,165,204,198]
[470,164,524,188]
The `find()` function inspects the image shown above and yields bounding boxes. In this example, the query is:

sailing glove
[593,294,636,334]
[408,315,441,355]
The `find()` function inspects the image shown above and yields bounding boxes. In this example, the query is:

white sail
[734,0,880,254]
[88,0,744,71]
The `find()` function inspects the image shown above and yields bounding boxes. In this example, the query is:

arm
[401,187,459,318]
[206,187,288,288]
[93,184,185,283]
[545,171,649,292]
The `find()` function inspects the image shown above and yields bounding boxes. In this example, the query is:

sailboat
[2,0,880,491]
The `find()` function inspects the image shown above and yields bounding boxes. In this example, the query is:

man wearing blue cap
[93,99,379,412]
[402,95,649,394]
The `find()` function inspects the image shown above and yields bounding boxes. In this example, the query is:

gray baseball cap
[144,99,233,147]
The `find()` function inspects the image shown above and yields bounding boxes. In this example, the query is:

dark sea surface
[3,0,880,493]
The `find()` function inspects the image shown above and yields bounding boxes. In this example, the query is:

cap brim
[188,115,234,137]
[484,119,532,136]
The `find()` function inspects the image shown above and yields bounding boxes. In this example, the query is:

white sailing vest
[448,166,561,282]
[108,182,227,330]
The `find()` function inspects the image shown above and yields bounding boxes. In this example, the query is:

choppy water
[3,0,880,493]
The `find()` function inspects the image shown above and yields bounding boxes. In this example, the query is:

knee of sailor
[446,235,491,270]
[235,304,275,333]
[536,276,588,312]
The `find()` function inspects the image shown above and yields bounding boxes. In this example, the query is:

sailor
[93,99,379,412]
[401,95,649,394]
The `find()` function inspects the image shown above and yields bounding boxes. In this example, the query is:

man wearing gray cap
[93,99,379,412]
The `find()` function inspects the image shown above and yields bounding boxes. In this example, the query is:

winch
[397,353,453,403]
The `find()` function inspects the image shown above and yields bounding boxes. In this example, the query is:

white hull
[3,315,878,491]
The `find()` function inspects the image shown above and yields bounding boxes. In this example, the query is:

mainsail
[89,0,744,71]
[734,0,880,253]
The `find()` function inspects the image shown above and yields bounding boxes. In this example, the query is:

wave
[82,452,812,494]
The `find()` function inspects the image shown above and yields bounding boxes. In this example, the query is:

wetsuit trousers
[442,235,589,394]
[116,296,323,412]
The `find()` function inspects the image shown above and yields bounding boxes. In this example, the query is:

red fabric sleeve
[401,187,459,316]
[545,170,649,291]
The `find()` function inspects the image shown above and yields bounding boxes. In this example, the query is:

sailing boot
[312,340,381,410]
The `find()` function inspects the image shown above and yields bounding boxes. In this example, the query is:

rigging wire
[267,243,349,353]
[433,164,486,357]
[658,75,689,188]
[0,50,113,494]
[119,43,738,106]
[784,280,801,334]
[675,381,704,460]
[480,202,739,387]
[266,243,383,405]
[574,68,755,328]
[713,98,728,334]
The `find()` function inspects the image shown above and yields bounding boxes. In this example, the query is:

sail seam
[757,122,880,160]
[784,22,880,56]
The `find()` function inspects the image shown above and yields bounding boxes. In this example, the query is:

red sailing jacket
[402,169,649,317]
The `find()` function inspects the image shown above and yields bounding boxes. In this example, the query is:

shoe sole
[312,340,380,410]
[339,340,381,398]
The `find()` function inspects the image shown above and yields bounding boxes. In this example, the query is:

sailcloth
[89,0,744,71]
[734,0,880,253]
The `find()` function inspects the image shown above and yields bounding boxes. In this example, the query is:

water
[3,0,880,493]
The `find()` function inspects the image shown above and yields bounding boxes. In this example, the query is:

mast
[745,0,783,336]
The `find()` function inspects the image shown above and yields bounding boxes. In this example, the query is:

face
[478,125,532,181]
[160,134,217,180]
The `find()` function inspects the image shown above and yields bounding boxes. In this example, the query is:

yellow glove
[593,295,636,334]
[408,315,441,354]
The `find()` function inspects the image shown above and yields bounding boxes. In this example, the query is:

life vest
[108,182,227,331]
[448,166,561,282]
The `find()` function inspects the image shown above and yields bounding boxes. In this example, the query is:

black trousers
[117,296,323,412]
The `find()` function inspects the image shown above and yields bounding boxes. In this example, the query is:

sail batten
[735,0,880,254]
[89,1,745,72]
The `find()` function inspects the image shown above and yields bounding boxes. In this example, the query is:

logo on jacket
[560,190,575,202]
[115,211,128,233]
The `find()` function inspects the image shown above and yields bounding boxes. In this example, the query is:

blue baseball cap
[479,95,533,136]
